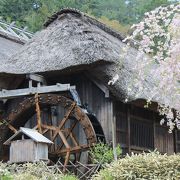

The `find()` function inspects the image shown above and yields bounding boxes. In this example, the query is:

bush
[0,162,78,180]
[89,142,122,164]
[93,151,180,180]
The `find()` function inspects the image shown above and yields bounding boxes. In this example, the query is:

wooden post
[35,93,42,133]
[153,112,156,150]
[127,106,131,154]
[112,115,117,161]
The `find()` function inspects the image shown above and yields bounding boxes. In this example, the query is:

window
[130,117,154,149]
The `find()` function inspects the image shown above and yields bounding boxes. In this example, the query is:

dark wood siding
[175,130,180,152]
[76,76,113,142]
[115,101,175,154]
[154,125,174,154]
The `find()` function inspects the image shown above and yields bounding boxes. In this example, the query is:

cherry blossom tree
[115,3,180,132]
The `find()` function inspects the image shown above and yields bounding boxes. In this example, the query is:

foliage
[0,161,78,180]
[0,0,178,32]
[93,151,180,180]
[89,142,122,164]
[0,0,35,27]
[98,16,130,35]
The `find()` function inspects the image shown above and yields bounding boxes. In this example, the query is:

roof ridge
[0,20,33,44]
[44,8,125,41]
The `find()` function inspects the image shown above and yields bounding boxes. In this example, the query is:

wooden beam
[58,102,76,129]
[58,120,78,150]
[63,151,70,172]
[58,131,70,149]
[52,131,58,141]
[70,132,79,146]
[1,119,17,134]
[85,73,109,98]
[41,124,58,131]
[153,112,156,150]
[8,124,17,134]
[112,116,117,161]
[127,105,131,153]
[55,144,89,155]
[0,20,33,42]
[0,84,75,99]
[35,94,42,133]
[26,74,47,85]
[42,128,49,135]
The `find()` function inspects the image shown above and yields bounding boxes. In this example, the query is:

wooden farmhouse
[0,9,179,165]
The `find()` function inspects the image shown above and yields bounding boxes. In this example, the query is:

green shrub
[89,142,122,164]
[61,174,78,180]
[93,151,180,180]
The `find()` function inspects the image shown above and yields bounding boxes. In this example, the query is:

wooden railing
[0,20,33,42]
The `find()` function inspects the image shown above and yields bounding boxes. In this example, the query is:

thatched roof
[0,36,22,64]
[0,20,30,64]
[0,9,161,105]
[1,9,125,73]
[0,21,33,90]
[0,20,33,64]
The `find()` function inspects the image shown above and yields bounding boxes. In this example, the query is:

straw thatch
[0,24,27,90]
[0,9,160,104]
[0,35,23,64]
[0,20,33,64]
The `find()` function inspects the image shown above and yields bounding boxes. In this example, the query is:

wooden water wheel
[5,94,98,169]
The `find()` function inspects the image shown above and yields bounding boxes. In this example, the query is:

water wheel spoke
[49,130,54,152]
[50,130,57,141]
[56,144,90,155]
[8,124,17,133]
[58,102,76,129]
[56,128,79,152]
[58,120,78,150]
[58,131,70,149]
[2,119,17,134]
[70,132,79,146]
[41,124,57,131]
[42,128,49,135]
[63,151,70,172]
